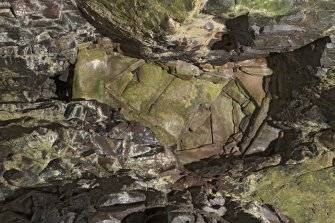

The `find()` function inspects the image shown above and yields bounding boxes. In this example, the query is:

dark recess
[211,15,255,52]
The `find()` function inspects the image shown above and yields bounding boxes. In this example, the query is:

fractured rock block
[245,123,281,155]
[73,46,225,149]
[73,48,108,102]
[179,116,212,150]
[235,70,266,106]
[147,76,223,141]
[121,63,174,113]
[223,80,250,106]
[73,44,271,160]
[211,93,235,144]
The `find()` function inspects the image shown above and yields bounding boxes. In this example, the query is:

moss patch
[246,153,335,223]
[234,0,295,17]
[121,63,174,112]
[205,0,300,17]
[148,77,223,140]
[88,0,200,40]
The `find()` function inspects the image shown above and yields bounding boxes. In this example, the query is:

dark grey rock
[97,191,146,208]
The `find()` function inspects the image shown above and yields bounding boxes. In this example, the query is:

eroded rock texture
[0,0,99,102]
[72,43,276,163]
[75,0,335,64]
[0,0,335,222]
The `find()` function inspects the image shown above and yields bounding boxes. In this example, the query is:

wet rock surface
[0,0,334,222]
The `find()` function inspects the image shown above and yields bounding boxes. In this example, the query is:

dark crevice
[50,64,75,101]
[211,15,255,52]
[266,36,332,162]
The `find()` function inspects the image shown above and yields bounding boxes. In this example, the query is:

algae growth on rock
[244,153,335,223]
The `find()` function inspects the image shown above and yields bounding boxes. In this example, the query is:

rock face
[72,42,276,163]
[75,0,224,60]
[0,100,178,197]
[0,0,98,102]
[75,0,335,65]
[244,153,335,223]
[0,0,335,223]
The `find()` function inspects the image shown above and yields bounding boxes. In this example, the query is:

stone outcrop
[75,0,335,65]
[72,43,277,163]
[0,0,99,102]
[0,0,334,222]
[244,152,335,223]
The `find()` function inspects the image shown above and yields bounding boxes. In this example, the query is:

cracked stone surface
[0,0,335,222]
[72,43,271,161]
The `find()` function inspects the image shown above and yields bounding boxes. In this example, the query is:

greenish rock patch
[148,77,223,141]
[223,80,251,107]
[205,0,297,17]
[245,153,335,223]
[79,0,201,43]
[73,45,264,154]
[73,48,225,148]
[234,0,295,17]
[73,48,107,102]
[121,63,174,112]
[179,117,212,150]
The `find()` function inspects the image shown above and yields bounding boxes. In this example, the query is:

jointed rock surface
[0,0,334,222]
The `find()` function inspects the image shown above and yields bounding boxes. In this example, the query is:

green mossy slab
[106,71,134,96]
[205,0,298,17]
[235,0,296,17]
[73,48,231,149]
[121,63,174,113]
[148,77,223,140]
[243,101,256,115]
[73,48,107,102]
[223,80,250,106]
[106,55,141,80]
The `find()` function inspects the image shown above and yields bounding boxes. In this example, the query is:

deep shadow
[211,15,255,51]
[122,207,167,223]
[268,36,331,123]
[316,87,335,127]
[223,198,260,223]
[51,64,75,101]
[268,37,331,103]
[266,36,332,160]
